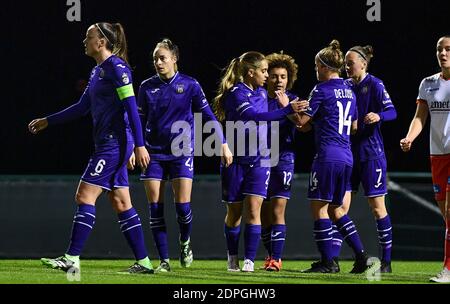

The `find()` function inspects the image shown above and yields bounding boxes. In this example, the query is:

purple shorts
[348,157,387,197]
[81,141,133,191]
[141,156,194,181]
[267,162,294,200]
[308,161,352,205]
[221,163,271,203]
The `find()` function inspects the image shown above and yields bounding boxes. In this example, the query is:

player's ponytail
[94,22,129,64]
[213,51,265,121]
[213,57,240,121]
[112,23,129,64]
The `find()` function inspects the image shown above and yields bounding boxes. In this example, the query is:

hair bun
[329,39,341,50]
[363,45,374,59]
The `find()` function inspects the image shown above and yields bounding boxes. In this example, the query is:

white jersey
[417,73,450,155]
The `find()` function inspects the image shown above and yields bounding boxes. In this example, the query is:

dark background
[4,0,449,175]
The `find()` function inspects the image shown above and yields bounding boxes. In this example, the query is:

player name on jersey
[334,88,354,99]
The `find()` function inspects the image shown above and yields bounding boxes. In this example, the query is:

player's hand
[221,143,233,167]
[364,112,380,124]
[290,99,307,113]
[135,146,150,171]
[298,100,309,112]
[28,118,48,134]
[400,138,412,152]
[128,152,136,170]
[275,91,290,107]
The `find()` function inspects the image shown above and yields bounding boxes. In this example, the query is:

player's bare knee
[225,213,241,227]
[371,205,387,219]
[112,202,130,213]
[328,205,344,221]
[75,192,89,205]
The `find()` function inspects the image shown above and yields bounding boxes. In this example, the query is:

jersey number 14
[337,100,352,135]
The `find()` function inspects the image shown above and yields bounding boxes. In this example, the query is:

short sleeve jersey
[417,73,450,155]
[305,78,357,166]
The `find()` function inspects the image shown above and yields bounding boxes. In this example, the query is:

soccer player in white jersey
[400,35,450,283]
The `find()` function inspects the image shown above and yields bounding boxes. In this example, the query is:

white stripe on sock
[122,223,142,232]
[73,221,93,229]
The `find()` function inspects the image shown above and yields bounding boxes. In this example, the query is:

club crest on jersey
[99,68,105,78]
[121,73,130,85]
[176,84,184,94]
[362,86,368,94]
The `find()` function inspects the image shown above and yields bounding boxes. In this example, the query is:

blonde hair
[213,51,266,121]
[266,52,299,90]
[316,39,344,73]
[154,38,180,72]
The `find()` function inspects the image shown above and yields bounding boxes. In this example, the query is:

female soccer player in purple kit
[28,22,154,274]
[296,40,372,273]
[260,52,304,272]
[137,38,233,272]
[330,45,397,273]
[213,51,303,272]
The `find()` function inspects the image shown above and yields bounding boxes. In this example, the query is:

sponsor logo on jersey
[383,89,390,99]
[121,73,129,85]
[429,100,450,110]
[176,84,184,94]
[426,87,439,92]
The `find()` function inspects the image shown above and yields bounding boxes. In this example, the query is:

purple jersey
[305,78,356,166]
[345,74,396,161]
[224,82,268,165]
[138,72,220,161]
[267,91,298,164]
[47,55,141,146]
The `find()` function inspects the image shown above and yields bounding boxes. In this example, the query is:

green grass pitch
[0,259,443,284]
